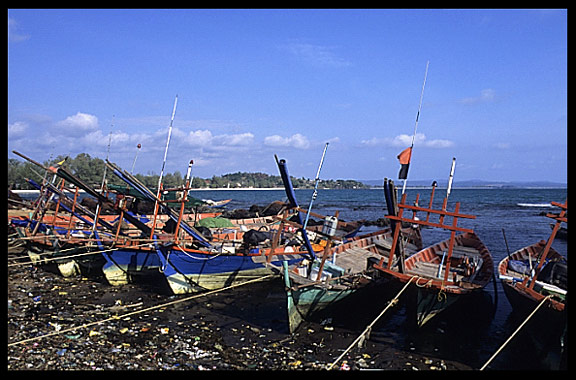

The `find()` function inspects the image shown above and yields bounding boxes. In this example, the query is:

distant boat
[202,198,232,208]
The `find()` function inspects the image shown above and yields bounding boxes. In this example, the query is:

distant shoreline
[12,186,567,195]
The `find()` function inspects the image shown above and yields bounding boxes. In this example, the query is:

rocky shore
[7,245,471,371]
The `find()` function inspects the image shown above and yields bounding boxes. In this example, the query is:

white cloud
[213,132,254,146]
[184,129,214,147]
[264,133,310,149]
[55,112,99,135]
[177,129,255,148]
[493,142,511,149]
[459,89,496,105]
[284,42,351,68]
[8,121,28,138]
[361,133,454,148]
[80,130,132,149]
[8,17,30,42]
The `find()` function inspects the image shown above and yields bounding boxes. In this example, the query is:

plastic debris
[339,361,350,370]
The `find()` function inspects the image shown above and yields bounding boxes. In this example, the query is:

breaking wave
[517,203,553,208]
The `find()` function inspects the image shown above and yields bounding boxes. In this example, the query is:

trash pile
[8,246,470,370]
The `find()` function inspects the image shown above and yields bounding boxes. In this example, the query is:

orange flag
[397,147,412,179]
[397,147,412,165]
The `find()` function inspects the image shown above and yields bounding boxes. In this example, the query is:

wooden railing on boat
[373,192,476,286]
[523,199,567,292]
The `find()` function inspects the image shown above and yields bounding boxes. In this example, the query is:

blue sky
[8,9,567,183]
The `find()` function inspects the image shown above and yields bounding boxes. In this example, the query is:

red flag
[397,147,412,180]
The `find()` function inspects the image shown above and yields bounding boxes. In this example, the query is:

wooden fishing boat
[402,231,493,326]
[10,152,297,288]
[498,240,567,314]
[277,176,431,332]
[280,226,422,333]
[498,201,568,326]
[91,155,319,294]
[497,200,567,359]
[10,221,109,277]
[374,191,494,326]
[85,227,305,291]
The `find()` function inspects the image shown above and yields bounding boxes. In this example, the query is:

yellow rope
[479,295,552,370]
[327,276,417,370]
[8,274,276,347]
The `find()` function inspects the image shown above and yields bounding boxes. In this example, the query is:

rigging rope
[327,276,417,370]
[8,242,154,268]
[479,295,552,370]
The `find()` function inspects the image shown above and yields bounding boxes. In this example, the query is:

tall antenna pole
[100,115,114,190]
[446,157,456,200]
[91,117,114,235]
[402,60,429,195]
[150,95,178,239]
[158,95,178,191]
[131,143,142,174]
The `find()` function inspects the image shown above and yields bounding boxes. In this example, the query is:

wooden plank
[406,264,439,278]
[335,247,382,274]
[374,239,392,250]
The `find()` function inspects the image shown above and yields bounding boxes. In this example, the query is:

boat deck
[335,239,420,274]
[406,245,483,283]
[335,246,383,274]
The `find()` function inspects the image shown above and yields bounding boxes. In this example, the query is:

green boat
[280,228,421,333]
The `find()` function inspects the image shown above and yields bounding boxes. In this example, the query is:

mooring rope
[8,274,276,347]
[327,275,417,370]
[479,295,552,370]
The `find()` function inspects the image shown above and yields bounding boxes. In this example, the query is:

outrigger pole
[401,60,429,195]
[302,142,329,230]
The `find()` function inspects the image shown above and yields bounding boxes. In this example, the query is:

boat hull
[101,248,163,286]
[497,240,567,364]
[377,231,494,326]
[281,229,407,333]
[157,247,304,294]
[412,286,461,326]
[286,283,358,334]
[22,235,106,278]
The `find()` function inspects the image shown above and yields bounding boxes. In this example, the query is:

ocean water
[17,187,567,369]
